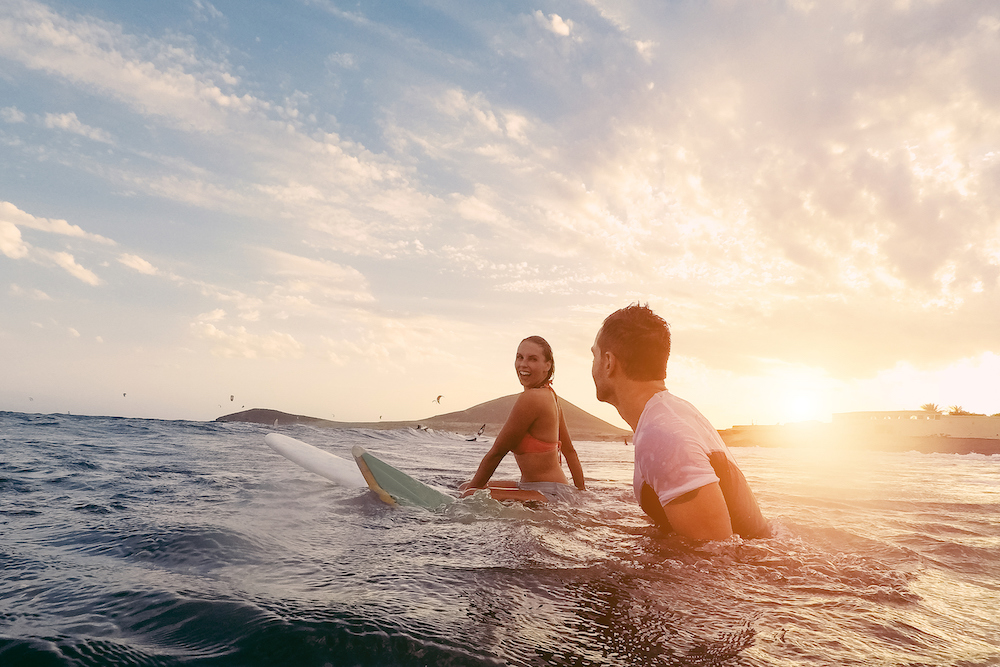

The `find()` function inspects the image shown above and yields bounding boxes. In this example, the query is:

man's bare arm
[663,482,733,541]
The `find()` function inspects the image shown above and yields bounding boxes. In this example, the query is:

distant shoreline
[216,395,633,443]
[216,406,1000,454]
[719,423,1000,456]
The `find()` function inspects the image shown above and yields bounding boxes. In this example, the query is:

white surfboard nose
[264,433,367,487]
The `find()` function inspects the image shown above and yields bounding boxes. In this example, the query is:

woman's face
[514,340,552,388]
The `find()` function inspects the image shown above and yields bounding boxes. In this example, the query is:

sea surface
[1,410,998,666]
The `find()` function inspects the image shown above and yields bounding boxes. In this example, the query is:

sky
[2,0,999,430]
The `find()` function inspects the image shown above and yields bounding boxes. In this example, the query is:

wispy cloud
[191,319,304,359]
[1,106,26,123]
[0,0,255,132]
[1,201,115,245]
[9,283,52,300]
[264,249,374,305]
[191,0,224,23]
[1,201,111,285]
[326,52,357,70]
[38,249,102,286]
[118,253,157,275]
[42,111,114,143]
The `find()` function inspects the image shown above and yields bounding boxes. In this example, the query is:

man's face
[591,333,612,404]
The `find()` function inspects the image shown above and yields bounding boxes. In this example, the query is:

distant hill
[216,394,631,441]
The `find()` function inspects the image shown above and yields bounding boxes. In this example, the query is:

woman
[459,336,586,502]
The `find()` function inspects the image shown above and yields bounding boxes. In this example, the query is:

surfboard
[352,446,454,509]
[264,433,367,487]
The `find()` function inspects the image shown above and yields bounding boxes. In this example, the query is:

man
[592,304,769,540]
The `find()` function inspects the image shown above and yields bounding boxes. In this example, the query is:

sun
[783,393,821,423]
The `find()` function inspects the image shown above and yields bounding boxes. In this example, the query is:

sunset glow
[2,1,999,429]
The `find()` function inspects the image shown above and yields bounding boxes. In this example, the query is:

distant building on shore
[832,411,1000,440]
[719,411,1000,455]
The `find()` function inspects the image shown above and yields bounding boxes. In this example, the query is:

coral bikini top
[512,432,560,455]
[511,383,561,455]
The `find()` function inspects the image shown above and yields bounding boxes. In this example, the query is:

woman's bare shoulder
[513,387,555,410]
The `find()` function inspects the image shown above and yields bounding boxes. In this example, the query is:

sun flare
[783,394,819,423]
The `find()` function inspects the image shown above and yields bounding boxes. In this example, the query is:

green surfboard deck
[352,446,454,509]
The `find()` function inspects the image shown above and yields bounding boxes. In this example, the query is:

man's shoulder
[639,390,698,425]
[654,389,700,411]
[636,391,722,448]
[634,393,684,441]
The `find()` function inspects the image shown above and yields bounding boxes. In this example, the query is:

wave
[3,411,1000,666]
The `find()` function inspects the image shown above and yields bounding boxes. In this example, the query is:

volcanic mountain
[217,394,631,441]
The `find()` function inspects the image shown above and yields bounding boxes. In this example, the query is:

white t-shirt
[632,390,733,507]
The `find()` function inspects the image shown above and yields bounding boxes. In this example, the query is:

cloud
[326,52,357,70]
[371,1,1000,379]
[43,111,114,143]
[191,321,304,359]
[453,187,513,226]
[534,11,573,37]
[320,311,470,372]
[264,249,375,305]
[8,283,51,300]
[0,3,437,254]
[3,0,999,425]
[197,309,227,322]
[1,201,115,245]
[118,253,157,275]
[0,0,255,132]
[634,40,655,63]
[39,249,102,286]
[1,105,26,123]
[0,220,30,259]
[0,203,107,282]
[192,0,224,22]
[1,3,450,258]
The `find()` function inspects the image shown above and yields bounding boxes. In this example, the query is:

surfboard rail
[352,446,454,509]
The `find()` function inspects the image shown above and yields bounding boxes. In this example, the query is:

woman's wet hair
[521,335,554,386]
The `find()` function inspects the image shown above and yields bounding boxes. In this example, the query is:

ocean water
[1,411,998,667]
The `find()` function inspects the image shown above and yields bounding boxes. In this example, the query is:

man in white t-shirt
[591,304,769,540]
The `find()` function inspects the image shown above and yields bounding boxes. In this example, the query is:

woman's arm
[558,407,586,490]
[463,446,507,491]
[463,392,541,490]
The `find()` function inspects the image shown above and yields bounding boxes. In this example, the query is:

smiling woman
[458,336,586,502]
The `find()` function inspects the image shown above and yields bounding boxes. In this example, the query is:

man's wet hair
[597,304,670,381]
